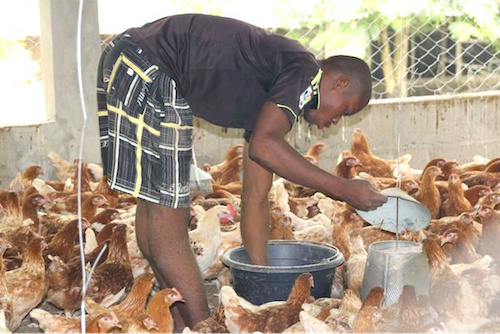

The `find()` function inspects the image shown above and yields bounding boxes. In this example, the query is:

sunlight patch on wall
[0,0,46,127]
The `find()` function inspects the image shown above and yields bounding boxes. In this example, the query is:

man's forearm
[250,133,346,199]
[240,142,274,265]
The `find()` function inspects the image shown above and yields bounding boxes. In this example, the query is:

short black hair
[320,55,372,103]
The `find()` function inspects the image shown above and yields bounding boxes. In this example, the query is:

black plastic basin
[222,240,344,305]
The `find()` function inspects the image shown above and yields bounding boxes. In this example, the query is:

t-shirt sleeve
[267,53,319,127]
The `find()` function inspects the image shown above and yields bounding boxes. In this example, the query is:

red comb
[227,203,237,218]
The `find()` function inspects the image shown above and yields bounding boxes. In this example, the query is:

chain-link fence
[272,1,500,99]
[99,8,499,100]
[1,0,498,121]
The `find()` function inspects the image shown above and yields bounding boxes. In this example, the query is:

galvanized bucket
[360,240,430,306]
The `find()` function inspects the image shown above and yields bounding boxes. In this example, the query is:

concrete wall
[0,0,498,184]
[0,0,101,185]
[193,91,500,173]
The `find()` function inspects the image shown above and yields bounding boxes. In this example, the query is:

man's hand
[340,179,388,211]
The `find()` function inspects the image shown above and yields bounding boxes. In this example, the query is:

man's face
[303,78,368,129]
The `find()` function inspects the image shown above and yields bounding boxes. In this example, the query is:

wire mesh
[98,9,499,100]
[1,1,498,122]
[360,240,431,306]
[272,9,500,99]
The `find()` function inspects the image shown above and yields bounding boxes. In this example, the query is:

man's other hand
[342,179,388,211]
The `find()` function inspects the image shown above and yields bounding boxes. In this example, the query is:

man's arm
[249,101,387,211]
[240,142,273,265]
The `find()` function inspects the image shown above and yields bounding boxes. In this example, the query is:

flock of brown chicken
[0,127,500,333]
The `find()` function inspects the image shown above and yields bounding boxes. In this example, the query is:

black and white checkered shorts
[97,34,192,208]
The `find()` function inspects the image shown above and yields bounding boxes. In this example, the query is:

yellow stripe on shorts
[107,104,160,136]
[133,112,146,197]
[121,55,157,83]
[106,55,158,94]
[160,122,193,130]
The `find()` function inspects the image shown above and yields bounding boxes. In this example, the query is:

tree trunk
[455,40,463,76]
[437,25,448,77]
[380,27,396,97]
[393,25,409,97]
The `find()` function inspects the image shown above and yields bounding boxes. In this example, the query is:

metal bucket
[360,240,430,306]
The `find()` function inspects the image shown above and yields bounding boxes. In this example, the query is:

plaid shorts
[97,34,192,208]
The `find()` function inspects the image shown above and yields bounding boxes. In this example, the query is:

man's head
[303,55,372,129]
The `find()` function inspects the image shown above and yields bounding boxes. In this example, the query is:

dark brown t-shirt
[126,14,319,132]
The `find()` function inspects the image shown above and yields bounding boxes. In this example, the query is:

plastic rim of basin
[355,187,431,233]
[222,240,344,274]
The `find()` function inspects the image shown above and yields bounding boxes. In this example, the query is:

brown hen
[212,182,243,196]
[477,205,500,262]
[343,235,367,296]
[223,272,314,333]
[208,144,244,175]
[0,239,13,329]
[0,224,35,270]
[413,166,443,219]
[421,158,447,177]
[332,221,352,261]
[47,151,75,181]
[70,158,93,193]
[437,161,461,181]
[422,238,488,329]
[45,254,84,314]
[86,224,134,304]
[30,308,122,333]
[85,272,155,319]
[146,287,185,333]
[92,176,118,205]
[192,304,229,333]
[81,194,109,220]
[45,218,89,264]
[5,237,47,331]
[440,173,472,217]
[381,285,422,333]
[440,227,481,264]
[120,313,158,333]
[0,191,21,217]
[212,156,243,185]
[268,206,295,241]
[464,185,492,206]
[22,193,48,232]
[477,191,500,209]
[45,240,111,314]
[305,142,328,164]
[8,165,44,193]
[90,208,120,226]
[352,286,384,333]
[350,128,393,178]
[426,212,480,249]
[333,156,362,179]
[460,170,500,188]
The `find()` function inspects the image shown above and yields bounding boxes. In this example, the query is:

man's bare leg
[135,200,167,284]
[146,202,210,327]
[134,199,187,328]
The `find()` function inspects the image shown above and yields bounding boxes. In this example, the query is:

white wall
[0,0,101,184]
[193,91,500,174]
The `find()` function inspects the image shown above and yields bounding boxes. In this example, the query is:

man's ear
[334,76,349,90]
